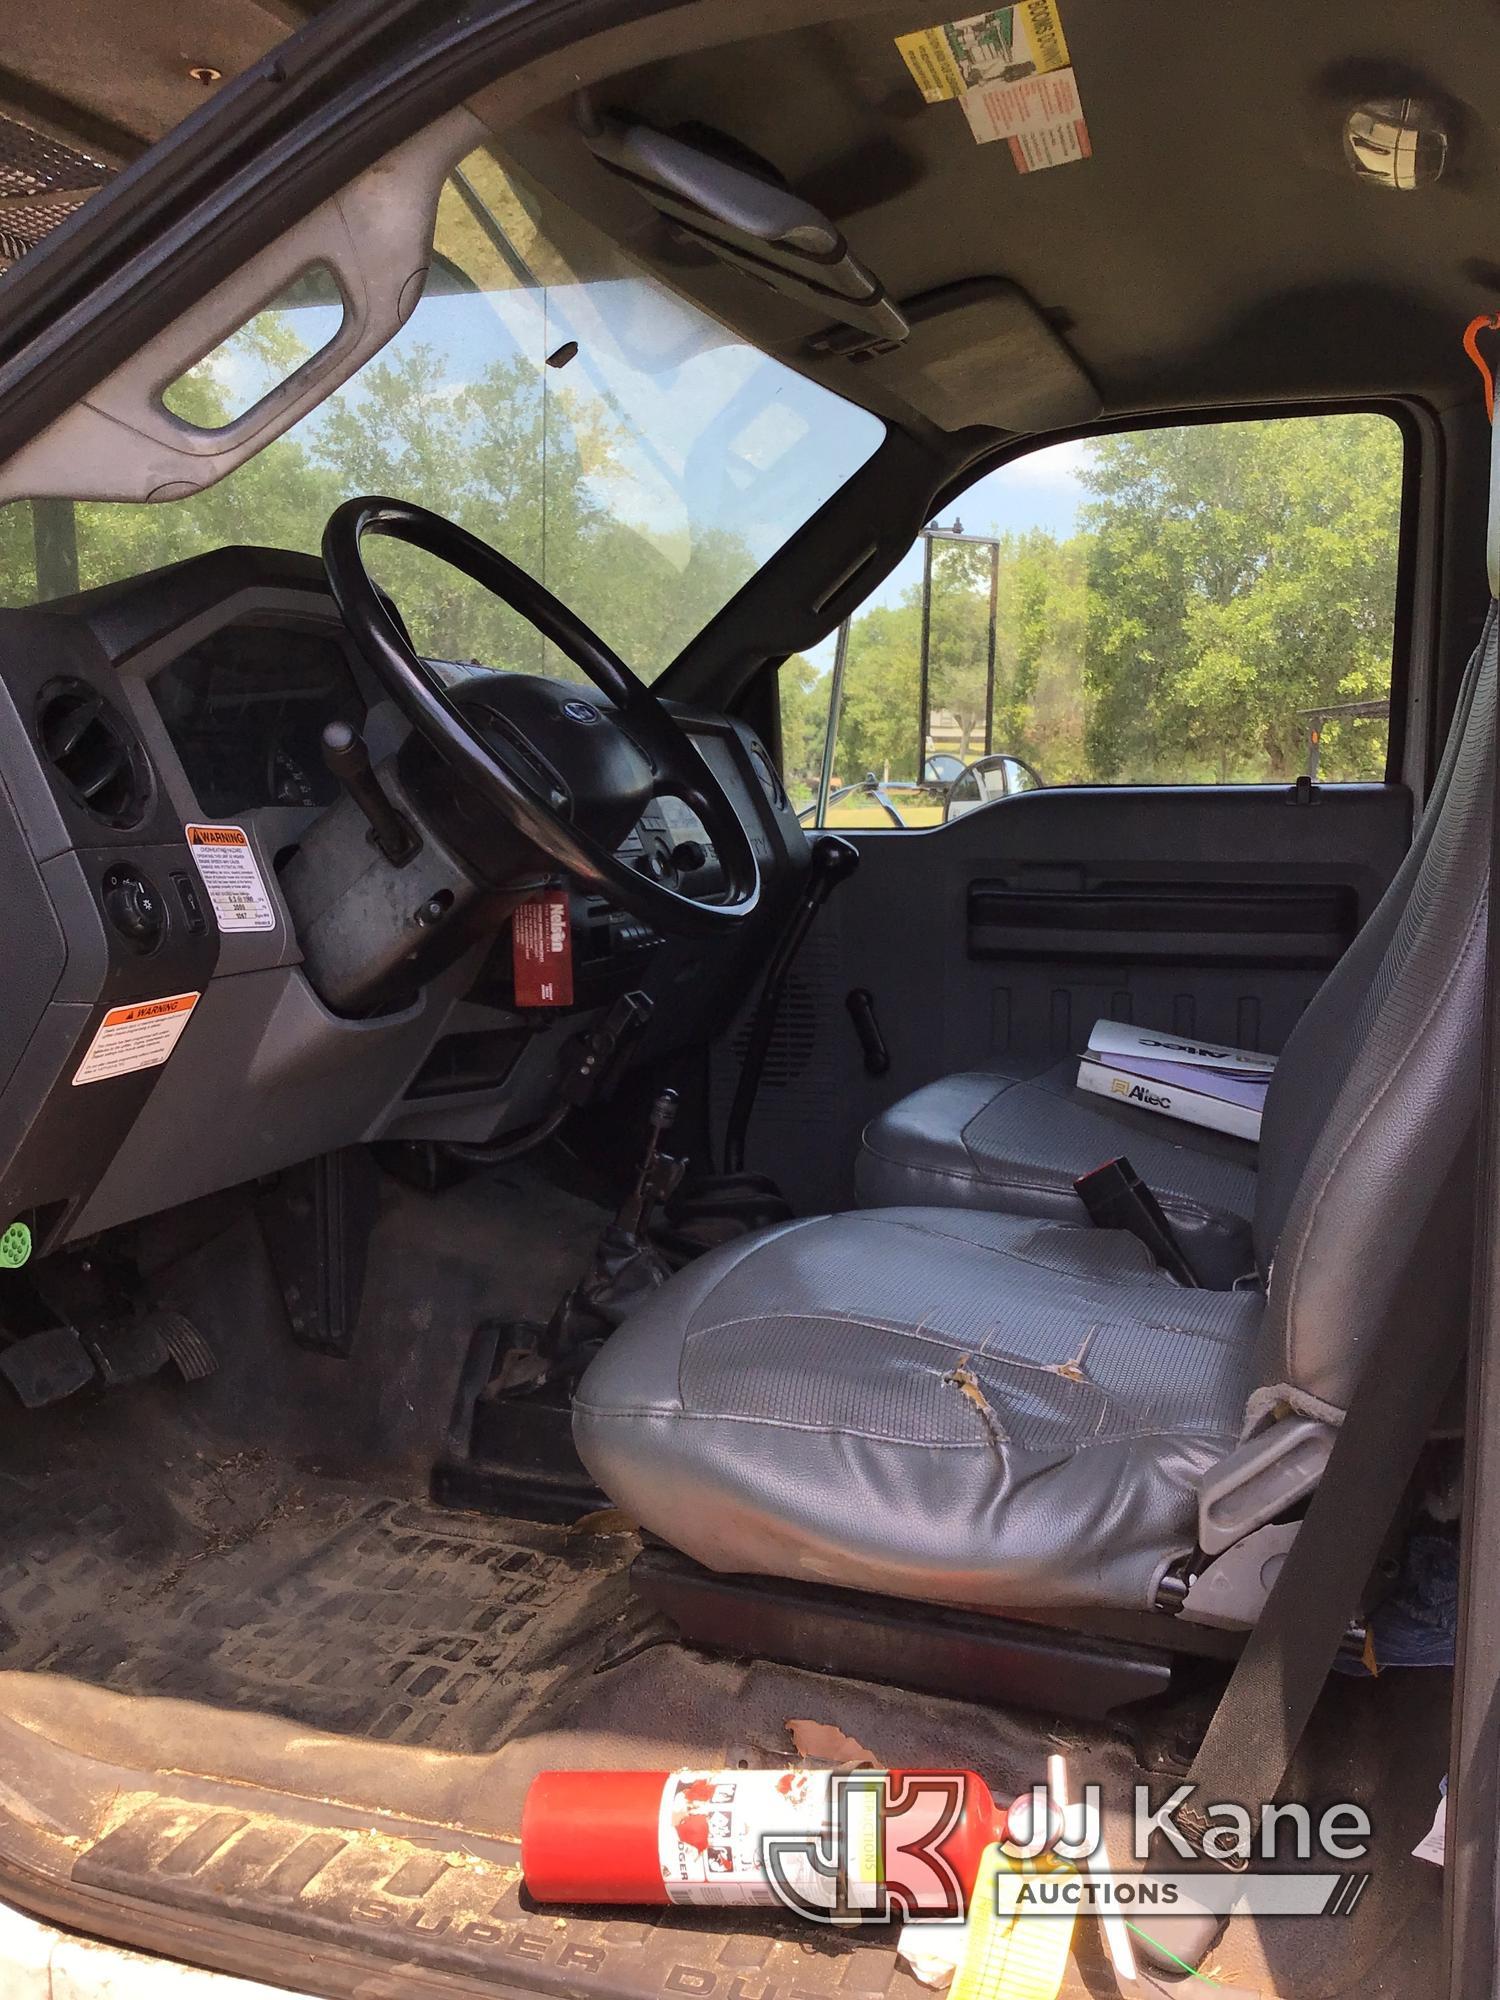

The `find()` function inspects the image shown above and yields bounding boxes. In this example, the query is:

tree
[0,294,758,690]
[821,538,1001,782]
[779,651,831,806]
[0,288,1404,801]
[993,528,1088,781]
[835,601,924,781]
[1079,416,1401,782]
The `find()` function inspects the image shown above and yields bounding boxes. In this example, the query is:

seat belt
[1135,317,1499,1978]
[1139,1161,1475,1972]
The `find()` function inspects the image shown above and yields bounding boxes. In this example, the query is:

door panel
[720,781,1411,1214]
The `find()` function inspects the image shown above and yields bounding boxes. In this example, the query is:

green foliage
[806,412,1401,802]
[1079,415,1400,783]
[779,651,831,806]
[0,294,755,685]
[0,293,1400,806]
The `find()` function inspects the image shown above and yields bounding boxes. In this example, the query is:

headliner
[2,0,1494,447]
[501,0,1500,436]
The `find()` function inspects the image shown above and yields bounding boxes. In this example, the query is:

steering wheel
[322,497,761,935]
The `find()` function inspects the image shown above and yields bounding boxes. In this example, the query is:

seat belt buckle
[1072,1157,1200,1287]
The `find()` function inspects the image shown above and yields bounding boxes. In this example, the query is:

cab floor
[0,1446,1448,2000]
[0,1168,1448,2000]
[0,1455,642,1749]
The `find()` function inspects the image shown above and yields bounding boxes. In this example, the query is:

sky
[951,438,1091,541]
[855,438,1093,619]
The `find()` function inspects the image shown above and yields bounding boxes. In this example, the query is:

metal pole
[917,530,934,780]
[815,615,851,826]
[985,539,1000,757]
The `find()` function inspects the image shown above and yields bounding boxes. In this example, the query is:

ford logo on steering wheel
[562,698,600,723]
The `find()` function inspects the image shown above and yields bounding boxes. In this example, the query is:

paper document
[1076,1056,1265,1142]
[1086,1018,1277,1077]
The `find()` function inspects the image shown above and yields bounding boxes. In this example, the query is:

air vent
[35,679,151,828]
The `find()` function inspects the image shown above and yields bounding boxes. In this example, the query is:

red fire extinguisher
[522,1767,1012,1912]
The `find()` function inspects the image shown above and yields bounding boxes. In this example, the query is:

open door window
[787,411,1406,829]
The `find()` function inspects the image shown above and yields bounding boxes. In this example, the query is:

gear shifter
[534,1089,688,1386]
[616,1090,687,1236]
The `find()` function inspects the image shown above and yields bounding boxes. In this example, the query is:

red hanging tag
[513,890,574,1007]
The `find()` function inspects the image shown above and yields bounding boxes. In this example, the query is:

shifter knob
[809,833,861,891]
[321,718,371,785]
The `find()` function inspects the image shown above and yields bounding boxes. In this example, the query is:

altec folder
[1075,1020,1274,1142]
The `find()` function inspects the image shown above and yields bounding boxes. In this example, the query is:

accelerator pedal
[86,1310,217,1389]
[158,1310,217,1382]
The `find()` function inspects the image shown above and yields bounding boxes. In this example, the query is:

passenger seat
[854,627,1485,1288]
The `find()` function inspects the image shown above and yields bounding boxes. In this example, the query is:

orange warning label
[72,992,199,1086]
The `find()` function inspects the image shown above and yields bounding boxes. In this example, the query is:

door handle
[846,988,890,1076]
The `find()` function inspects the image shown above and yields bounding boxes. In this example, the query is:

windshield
[0,148,885,681]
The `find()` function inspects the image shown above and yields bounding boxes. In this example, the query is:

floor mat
[0,1464,638,1749]
[0,1629,1447,2000]
[0,1456,1448,1999]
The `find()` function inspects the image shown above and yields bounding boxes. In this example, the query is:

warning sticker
[895,5,1090,168]
[185,823,275,933]
[962,65,1091,167]
[658,1770,880,1909]
[72,992,199,1087]
[896,4,1071,104]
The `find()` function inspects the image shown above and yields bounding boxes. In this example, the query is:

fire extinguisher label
[658,1770,881,1909]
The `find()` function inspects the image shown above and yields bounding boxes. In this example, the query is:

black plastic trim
[967,878,1357,969]
[632,1544,1176,1721]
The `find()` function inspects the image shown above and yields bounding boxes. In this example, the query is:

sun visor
[0,107,484,508]
[817,279,1100,435]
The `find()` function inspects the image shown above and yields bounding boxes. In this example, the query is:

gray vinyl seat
[574,610,1492,1617]
[856,1060,1259,1286]
[853,624,1487,1289]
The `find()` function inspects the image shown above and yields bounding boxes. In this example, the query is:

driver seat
[572,611,1491,1617]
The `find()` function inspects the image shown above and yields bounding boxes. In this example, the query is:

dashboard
[0,545,809,1255]
[150,619,366,816]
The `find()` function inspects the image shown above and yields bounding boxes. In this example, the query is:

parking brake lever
[723,834,860,1174]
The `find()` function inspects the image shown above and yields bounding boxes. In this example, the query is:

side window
[784,412,1404,828]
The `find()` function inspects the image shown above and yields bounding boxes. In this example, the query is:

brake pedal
[0,1327,95,1408]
